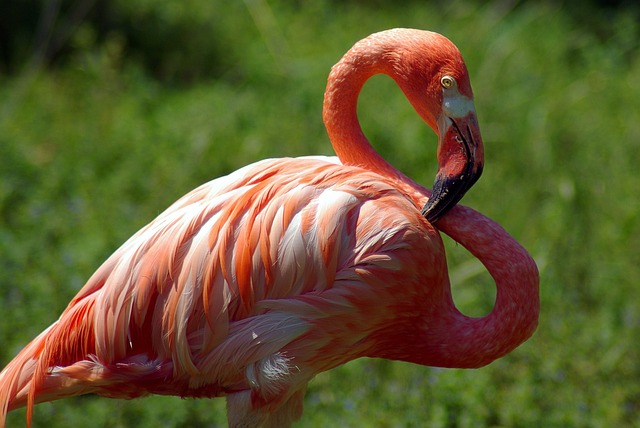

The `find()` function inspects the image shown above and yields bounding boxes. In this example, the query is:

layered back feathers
[0,156,438,426]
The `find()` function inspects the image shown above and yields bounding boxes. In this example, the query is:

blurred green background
[1,0,639,426]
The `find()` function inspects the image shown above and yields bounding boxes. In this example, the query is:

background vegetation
[1,0,639,426]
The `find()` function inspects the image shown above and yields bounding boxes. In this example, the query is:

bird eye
[440,75,456,89]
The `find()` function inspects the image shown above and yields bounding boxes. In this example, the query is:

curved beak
[421,109,484,223]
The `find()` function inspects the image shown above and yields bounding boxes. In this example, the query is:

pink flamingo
[0,28,539,427]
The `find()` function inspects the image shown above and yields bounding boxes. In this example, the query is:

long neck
[426,205,540,368]
[322,43,426,197]
[323,56,393,174]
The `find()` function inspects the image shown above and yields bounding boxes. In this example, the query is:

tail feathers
[0,329,170,428]
[0,326,55,427]
[0,297,103,427]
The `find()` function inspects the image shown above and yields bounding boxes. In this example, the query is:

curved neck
[323,31,538,368]
[322,41,427,199]
[323,56,395,175]
[428,205,540,368]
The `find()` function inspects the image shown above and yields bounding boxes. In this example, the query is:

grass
[1,0,640,426]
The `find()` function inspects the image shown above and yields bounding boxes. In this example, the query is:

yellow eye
[440,75,455,89]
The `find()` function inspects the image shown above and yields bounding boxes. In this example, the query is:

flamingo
[0,28,539,427]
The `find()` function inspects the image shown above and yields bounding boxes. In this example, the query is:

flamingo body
[0,29,539,427]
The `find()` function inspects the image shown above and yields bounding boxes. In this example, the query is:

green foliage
[1,0,640,426]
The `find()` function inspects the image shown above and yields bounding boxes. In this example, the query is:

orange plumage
[0,29,538,427]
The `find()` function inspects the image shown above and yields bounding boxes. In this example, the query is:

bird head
[387,30,485,223]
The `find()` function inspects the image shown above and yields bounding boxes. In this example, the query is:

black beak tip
[421,165,482,225]
[422,205,442,224]
[420,178,451,224]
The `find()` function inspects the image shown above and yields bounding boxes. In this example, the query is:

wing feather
[0,155,432,423]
